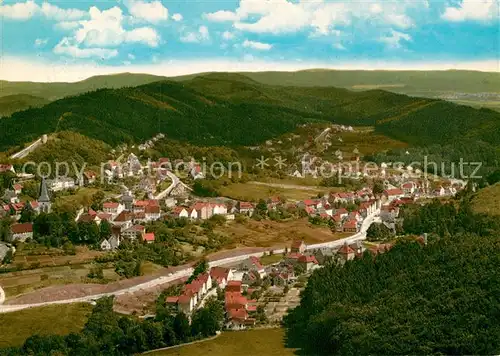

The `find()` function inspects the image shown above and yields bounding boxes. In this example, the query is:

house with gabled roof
[121,224,145,240]
[143,232,155,243]
[291,240,306,254]
[239,256,266,277]
[337,243,355,262]
[103,202,124,217]
[10,222,33,242]
[210,266,233,288]
[342,219,358,233]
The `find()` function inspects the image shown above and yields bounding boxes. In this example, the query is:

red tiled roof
[97,213,112,221]
[11,222,33,234]
[227,308,247,320]
[384,188,404,196]
[286,253,303,260]
[239,202,254,209]
[143,232,155,242]
[114,211,133,222]
[337,244,355,254]
[298,255,318,264]
[210,266,230,282]
[343,220,357,229]
[166,296,179,303]
[103,202,119,209]
[145,205,160,214]
[249,256,263,269]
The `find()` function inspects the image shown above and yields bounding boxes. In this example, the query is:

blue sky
[0,0,498,81]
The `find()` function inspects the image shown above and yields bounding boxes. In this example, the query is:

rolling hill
[0,73,167,101]
[0,94,49,118]
[1,70,498,116]
[1,74,499,154]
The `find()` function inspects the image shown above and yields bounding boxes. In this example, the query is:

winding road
[0,210,379,314]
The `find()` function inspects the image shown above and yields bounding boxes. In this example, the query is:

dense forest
[1,74,500,155]
[285,194,500,355]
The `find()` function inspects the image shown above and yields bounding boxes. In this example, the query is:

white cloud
[203,10,240,22]
[0,1,87,21]
[180,26,210,43]
[54,21,81,31]
[128,53,136,60]
[222,31,235,40]
[53,37,118,59]
[171,13,183,22]
[52,6,160,59]
[379,29,412,48]
[204,0,424,35]
[34,38,49,47]
[0,0,39,20]
[442,0,498,22]
[124,0,169,23]
[199,26,210,40]
[74,7,160,48]
[40,2,87,21]
[242,39,272,50]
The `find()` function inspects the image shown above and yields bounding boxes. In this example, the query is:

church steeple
[38,178,51,213]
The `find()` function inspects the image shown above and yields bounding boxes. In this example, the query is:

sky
[0,0,498,82]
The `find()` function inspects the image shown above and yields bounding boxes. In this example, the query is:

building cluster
[3,179,52,242]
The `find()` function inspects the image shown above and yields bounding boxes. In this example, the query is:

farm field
[216,218,350,248]
[149,328,296,356]
[0,262,121,298]
[219,182,324,202]
[0,303,92,348]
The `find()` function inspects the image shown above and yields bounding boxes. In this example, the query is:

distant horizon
[1,57,498,83]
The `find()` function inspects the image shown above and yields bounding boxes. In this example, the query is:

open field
[217,219,350,249]
[0,303,92,348]
[11,245,104,268]
[472,183,500,217]
[259,253,284,266]
[219,182,324,202]
[149,328,296,356]
[0,262,121,298]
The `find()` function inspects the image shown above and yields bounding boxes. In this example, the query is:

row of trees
[2,295,225,355]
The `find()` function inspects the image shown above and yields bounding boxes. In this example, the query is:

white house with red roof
[291,240,306,254]
[298,254,319,271]
[144,205,161,221]
[10,222,33,242]
[212,203,227,216]
[342,219,358,233]
[143,232,155,243]
[171,206,189,219]
[337,243,356,262]
[192,202,212,220]
[13,184,23,195]
[210,266,233,288]
[237,202,254,216]
[383,188,405,204]
[103,202,124,217]
[401,181,417,195]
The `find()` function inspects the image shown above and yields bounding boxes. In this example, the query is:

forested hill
[285,232,500,355]
[1,73,500,152]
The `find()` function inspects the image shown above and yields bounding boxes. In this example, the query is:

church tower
[38,178,51,213]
